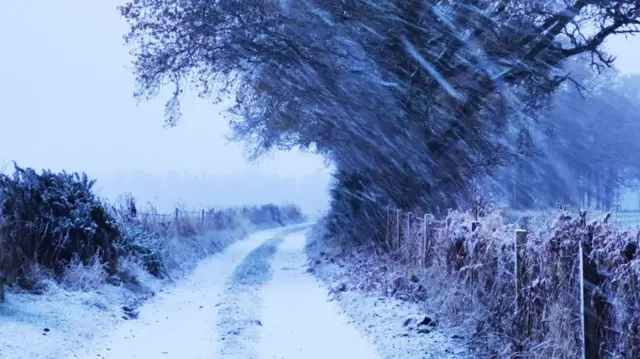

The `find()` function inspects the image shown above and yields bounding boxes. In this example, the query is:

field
[505,209,640,229]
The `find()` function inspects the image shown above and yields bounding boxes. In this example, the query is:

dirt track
[75,225,380,359]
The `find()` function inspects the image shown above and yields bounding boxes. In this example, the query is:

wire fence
[133,208,246,231]
[130,204,301,232]
[137,209,207,220]
[385,206,640,358]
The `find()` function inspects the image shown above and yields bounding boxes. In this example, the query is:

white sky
[0,1,638,213]
[0,0,332,214]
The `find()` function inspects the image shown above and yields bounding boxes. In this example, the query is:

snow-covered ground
[0,226,282,359]
[1,222,477,359]
[305,225,481,359]
[73,226,294,359]
[258,231,381,359]
[0,282,139,359]
[2,224,410,359]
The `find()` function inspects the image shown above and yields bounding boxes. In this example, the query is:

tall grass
[314,209,640,358]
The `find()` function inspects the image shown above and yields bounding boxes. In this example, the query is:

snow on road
[66,224,380,359]
[258,231,382,359]
[2,225,383,359]
[216,226,303,358]
[74,226,292,359]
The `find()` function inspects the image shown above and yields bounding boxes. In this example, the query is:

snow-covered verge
[0,222,295,359]
[0,274,155,359]
[305,219,485,359]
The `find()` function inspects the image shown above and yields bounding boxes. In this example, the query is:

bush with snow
[0,163,120,288]
[0,164,305,291]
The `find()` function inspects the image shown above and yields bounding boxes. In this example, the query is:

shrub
[0,164,119,287]
[280,204,305,223]
[114,214,165,277]
[243,203,305,225]
[59,254,108,292]
[0,164,306,290]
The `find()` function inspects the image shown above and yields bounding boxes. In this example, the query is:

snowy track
[67,225,380,359]
[74,226,289,359]
[258,231,381,359]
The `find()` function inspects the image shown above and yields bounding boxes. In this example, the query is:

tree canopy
[120,0,640,240]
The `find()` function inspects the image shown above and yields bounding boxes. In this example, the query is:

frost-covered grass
[311,209,640,358]
[0,278,133,359]
[507,208,640,229]
[1,204,304,298]
[0,226,301,359]
[0,164,306,359]
[0,164,304,290]
[116,204,301,281]
[408,210,639,357]
[306,218,482,359]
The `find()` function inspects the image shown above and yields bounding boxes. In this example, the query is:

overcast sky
[0,0,332,214]
[0,1,638,213]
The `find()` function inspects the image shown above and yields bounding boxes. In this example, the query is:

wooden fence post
[422,214,429,267]
[623,242,639,358]
[201,209,205,226]
[405,212,412,249]
[580,240,608,359]
[386,206,391,245]
[0,272,4,303]
[395,209,402,250]
[175,208,179,221]
[515,229,528,353]
[467,221,480,285]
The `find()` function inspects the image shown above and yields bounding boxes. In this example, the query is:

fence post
[386,206,391,245]
[467,221,480,285]
[623,241,639,358]
[515,229,528,353]
[405,212,412,248]
[0,272,4,303]
[422,214,429,267]
[453,227,467,271]
[580,240,608,359]
[395,209,402,250]
[201,209,205,226]
[175,208,179,221]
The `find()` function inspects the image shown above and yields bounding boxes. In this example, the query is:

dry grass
[106,203,300,282]
[313,209,640,358]
[0,166,304,304]
[0,197,303,293]
[60,255,109,292]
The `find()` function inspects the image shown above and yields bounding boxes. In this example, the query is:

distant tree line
[496,61,640,211]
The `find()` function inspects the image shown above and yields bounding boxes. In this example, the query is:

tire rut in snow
[216,227,304,358]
